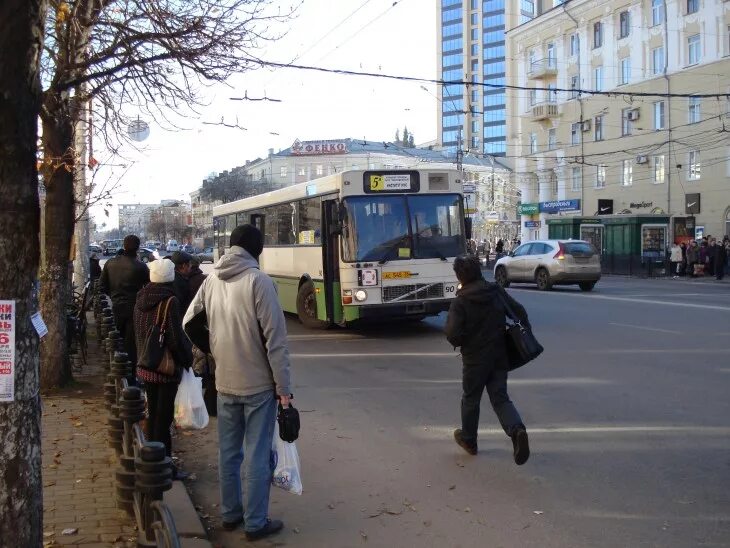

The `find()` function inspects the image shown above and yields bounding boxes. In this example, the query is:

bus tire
[296,281,328,329]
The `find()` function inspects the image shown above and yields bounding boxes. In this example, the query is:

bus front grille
[382,283,445,303]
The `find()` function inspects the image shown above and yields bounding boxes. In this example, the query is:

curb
[164,481,212,547]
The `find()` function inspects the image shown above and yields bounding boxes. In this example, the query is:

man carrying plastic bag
[271,421,302,496]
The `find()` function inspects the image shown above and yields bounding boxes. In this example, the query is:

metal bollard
[116,386,146,515]
[106,330,122,364]
[135,442,174,547]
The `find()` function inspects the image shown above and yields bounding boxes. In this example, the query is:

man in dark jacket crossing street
[445,255,531,464]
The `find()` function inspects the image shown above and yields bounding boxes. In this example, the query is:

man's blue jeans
[217,389,276,532]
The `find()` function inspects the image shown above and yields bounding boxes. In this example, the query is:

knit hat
[230,224,264,259]
[149,257,175,283]
[169,251,193,266]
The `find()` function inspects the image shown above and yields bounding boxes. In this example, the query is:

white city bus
[212,169,468,327]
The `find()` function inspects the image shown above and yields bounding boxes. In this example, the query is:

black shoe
[453,429,477,455]
[512,428,530,465]
[245,519,283,541]
[221,517,243,531]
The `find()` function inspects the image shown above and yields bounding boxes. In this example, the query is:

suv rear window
[563,242,595,255]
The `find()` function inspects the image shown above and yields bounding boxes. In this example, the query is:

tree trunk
[73,105,90,287]
[0,1,47,546]
[39,96,76,389]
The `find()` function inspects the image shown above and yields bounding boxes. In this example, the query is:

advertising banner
[0,300,15,402]
[518,203,539,215]
[539,199,581,214]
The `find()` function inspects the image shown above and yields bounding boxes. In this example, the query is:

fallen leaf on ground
[61,528,78,535]
[423,520,432,527]
[293,527,300,534]
[90,472,98,482]
[43,532,54,538]
[449,485,456,490]
[73,422,83,427]
[359,530,368,540]
[464,507,471,513]
[43,481,56,487]
[327,503,336,510]
[533,510,544,515]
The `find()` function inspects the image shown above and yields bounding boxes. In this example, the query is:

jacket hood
[214,246,259,280]
[136,283,176,312]
[456,278,499,304]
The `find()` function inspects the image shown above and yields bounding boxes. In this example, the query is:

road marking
[572,510,730,523]
[291,352,456,358]
[510,289,730,311]
[403,377,613,386]
[415,425,730,437]
[591,348,730,354]
[288,334,369,341]
[718,368,730,373]
[608,322,682,334]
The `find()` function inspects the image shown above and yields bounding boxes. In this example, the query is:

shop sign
[539,199,581,214]
[597,199,613,215]
[629,201,653,209]
[291,139,348,156]
[685,193,701,214]
[524,221,541,228]
[518,203,539,215]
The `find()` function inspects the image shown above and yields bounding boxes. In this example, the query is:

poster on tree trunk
[0,300,15,402]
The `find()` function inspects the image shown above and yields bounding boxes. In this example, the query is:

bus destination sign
[363,171,420,193]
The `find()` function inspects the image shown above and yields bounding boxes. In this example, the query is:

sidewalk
[42,322,137,547]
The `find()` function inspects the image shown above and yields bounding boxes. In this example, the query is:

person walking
[670,242,682,279]
[686,240,699,277]
[445,255,531,465]
[100,235,149,367]
[183,224,292,541]
[715,238,727,280]
[133,259,193,478]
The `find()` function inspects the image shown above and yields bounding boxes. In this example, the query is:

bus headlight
[354,289,368,302]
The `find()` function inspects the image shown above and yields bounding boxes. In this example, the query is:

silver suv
[494,240,601,291]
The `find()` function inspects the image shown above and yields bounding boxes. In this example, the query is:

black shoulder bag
[497,289,543,370]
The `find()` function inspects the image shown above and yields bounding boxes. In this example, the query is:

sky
[92,0,439,230]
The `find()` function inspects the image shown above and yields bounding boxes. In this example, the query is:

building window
[652,46,664,75]
[619,11,630,39]
[569,33,579,56]
[653,155,665,184]
[594,115,604,140]
[547,42,556,66]
[687,0,699,15]
[593,66,603,91]
[620,57,631,85]
[621,108,633,136]
[688,34,701,65]
[621,159,633,186]
[688,150,701,180]
[529,88,537,106]
[571,123,580,145]
[298,166,306,176]
[316,164,323,176]
[280,166,287,177]
[529,133,537,154]
[547,83,557,103]
[471,28,478,40]
[571,167,582,191]
[570,75,579,99]
[548,128,557,150]
[471,44,478,55]
[652,0,664,26]
[470,13,478,25]
[596,165,606,188]
[688,97,701,123]
[654,101,665,129]
[593,22,603,49]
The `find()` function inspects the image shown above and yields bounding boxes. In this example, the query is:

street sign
[518,203,539,215]
[524,221,541,228]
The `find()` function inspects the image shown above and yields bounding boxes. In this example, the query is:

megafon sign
[291,139,348,156]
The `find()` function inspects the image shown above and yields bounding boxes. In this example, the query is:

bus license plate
[383,271,411,279]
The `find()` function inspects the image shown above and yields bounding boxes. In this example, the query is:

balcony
[527,58,558,79]
[530,101,560,122]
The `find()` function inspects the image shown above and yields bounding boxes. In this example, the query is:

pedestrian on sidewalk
[188,256,217,417]
[687,240,699,277]
[133,259,193,478]
[166,251,194,315]
[679,242,688,276]
[670,242,682,279]
[183,224,292,541]
[715,238,727,280]
[100,235,149,368]
[445,254,531,465]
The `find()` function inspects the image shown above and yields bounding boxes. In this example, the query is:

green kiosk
[547,214,671,276]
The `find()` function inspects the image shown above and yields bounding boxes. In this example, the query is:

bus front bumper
[353,299,452,320]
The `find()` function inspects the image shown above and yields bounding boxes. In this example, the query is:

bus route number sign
[364,171,420,193]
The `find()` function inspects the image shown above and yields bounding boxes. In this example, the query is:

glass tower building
[438,0,537,156]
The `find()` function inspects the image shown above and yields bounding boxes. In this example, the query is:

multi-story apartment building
[118,203,157,237]
[437,0,539,156]
[190,188,221,247]
[507,0,730,241]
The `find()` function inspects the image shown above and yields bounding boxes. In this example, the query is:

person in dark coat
[188,256,207,297]
[445,255,531,464]
[167,251,193,315]
[89,252,102,281]
[187,256,217,416]
[133,259,192,477]
[100,235,149,367]
[715,238,727,280]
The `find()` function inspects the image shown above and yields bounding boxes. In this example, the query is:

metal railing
[91,281,181,548]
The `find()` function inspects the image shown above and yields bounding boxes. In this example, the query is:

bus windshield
[342,194,464,262]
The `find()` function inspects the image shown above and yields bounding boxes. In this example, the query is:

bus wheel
[296,281,328,329]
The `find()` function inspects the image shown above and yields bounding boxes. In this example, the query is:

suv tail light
[553,243,566,260]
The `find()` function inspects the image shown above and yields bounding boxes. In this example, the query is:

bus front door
[322,200,341,325]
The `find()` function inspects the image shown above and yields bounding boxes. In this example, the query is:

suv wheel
[535,268,553,291]
[495,266,510,288]
[578,281,596,292]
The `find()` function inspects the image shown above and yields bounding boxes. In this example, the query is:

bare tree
[0,1,48,545]
[39,0,296,387]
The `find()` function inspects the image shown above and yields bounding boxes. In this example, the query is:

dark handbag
[497,290,543,370]
[277,401,300,443]
[138,297,175,376]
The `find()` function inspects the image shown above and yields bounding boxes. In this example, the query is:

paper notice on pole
[30,312,48,338]
[0,300,16,402]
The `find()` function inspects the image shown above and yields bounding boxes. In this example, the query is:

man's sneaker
[245,519,284,541]
[221,517,243,531]
[512,428,530,465]
[453,429,477,455]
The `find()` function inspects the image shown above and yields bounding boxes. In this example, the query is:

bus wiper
[431,248,448,262]
[377,236,409,265]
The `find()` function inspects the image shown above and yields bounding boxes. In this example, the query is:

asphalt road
[177,274,730,547]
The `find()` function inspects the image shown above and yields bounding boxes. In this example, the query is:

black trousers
[146,382,178,457]
[113,307,138,367]
[461,361,524,444]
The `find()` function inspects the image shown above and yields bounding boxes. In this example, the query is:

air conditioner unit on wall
[628,109,640,121]
[581,120,592,132]
[636,155,649,164]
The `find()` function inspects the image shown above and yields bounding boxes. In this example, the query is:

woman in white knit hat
[133,258,193,478]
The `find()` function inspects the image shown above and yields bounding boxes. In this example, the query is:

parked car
[102,239,123,256]
[494,239,601,291]
[144,241,162,250]
[137,248,158,263]
[88,244,102,255]
[196,247,214,264]
[182,244,195,254]
[166,240,180,252]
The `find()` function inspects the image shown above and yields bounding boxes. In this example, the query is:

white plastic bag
[271,422,302,495]
[174,368,209,430]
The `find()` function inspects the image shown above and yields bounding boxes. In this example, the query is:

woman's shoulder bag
[138,297,176,376]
